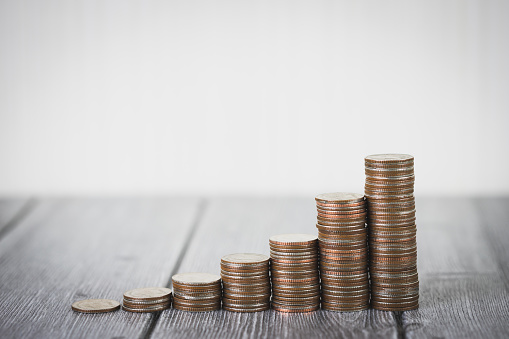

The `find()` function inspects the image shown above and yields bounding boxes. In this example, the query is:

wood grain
[0,197,201,339]
[150,197,399,339]
[0,198,30,235]
[1,197,508,339]
[477,197,509,287]
[402,197,509,338]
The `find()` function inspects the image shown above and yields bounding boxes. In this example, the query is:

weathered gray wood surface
[402,197,509,339]
[150,197,399,339]
[0,198,31,236]
[0,197,508,339]
[0,198,202,339]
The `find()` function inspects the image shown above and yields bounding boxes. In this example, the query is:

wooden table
[0,197,508,339]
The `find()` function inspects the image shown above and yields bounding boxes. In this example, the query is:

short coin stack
[364,154,419,311]
[270,234,320,313]
[315,192,370,311]
[172,273,222,312]
[221,253,271,312]
[122,287,172,313]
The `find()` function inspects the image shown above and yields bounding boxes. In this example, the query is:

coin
[122,303,170,313]
[269,233,318,246]
[124,287,172,302]
[315,192,365,204]
[221,253,269,265]
[172,272,221,286]
[365,153,413,162]
[71,299,120,313]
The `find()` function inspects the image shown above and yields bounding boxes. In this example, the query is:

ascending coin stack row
[221,253,271,312]
[122,287,172,313]
[172,273,222,312]
[315,193,370,311]
[269,234,321,313]
[365,154,419,311]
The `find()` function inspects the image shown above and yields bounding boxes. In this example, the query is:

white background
[1,0,508,196]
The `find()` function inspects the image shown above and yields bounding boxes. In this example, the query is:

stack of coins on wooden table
[269,234,320,313]
[315,192,370,311]
[122,287,172,313]
[221,253,271,312]
[172,273,222,312]
[365,154,419,311]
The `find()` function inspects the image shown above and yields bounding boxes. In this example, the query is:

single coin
[173,304,222,312]
[365,154,414,163]
[223,304,270,313]
[269,234,318,245]
[122,300,172,310]
[71,299,120,313]
[122,303,170,313]
[221,253,270,265]
[122,297,171,306]
[124,287,172,302]
[272,304,320,313]
[172,282,222,291]
[172,272,221,286]
[315,192,365,204]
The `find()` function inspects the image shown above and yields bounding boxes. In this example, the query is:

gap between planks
[140,199,208,339]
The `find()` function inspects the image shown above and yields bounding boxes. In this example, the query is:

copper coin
[272,304,320,313]
[122,297,171,306]
[316,205,366,213]
[172,283,222,292]
[222,301,271,308]
[173,299,221,308]
[321,303,369,312]
[316,201,366,209]
[222,304,270,312]
[122,303,170,313]
[223,293,270,301]
[123,300,172,310]
[173,304,221,312]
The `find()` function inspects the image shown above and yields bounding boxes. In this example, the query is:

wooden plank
[402,197,509,338]
[477,197,509,287]
[0,197,202,339]
[150,197,400,339]
[0,198,30,235]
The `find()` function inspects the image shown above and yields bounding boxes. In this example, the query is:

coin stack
[122,287,172,313]
[221,253,271,312]
[270,234,320,313]
[315,192,370,312]
[364,154,419,311]
[172,273,222,312]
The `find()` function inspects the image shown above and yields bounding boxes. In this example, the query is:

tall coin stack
[269,234,320,313]
[221,253,271,312]
[172,273,222,312]
[364,154,419,311]
[315,192,370,312]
